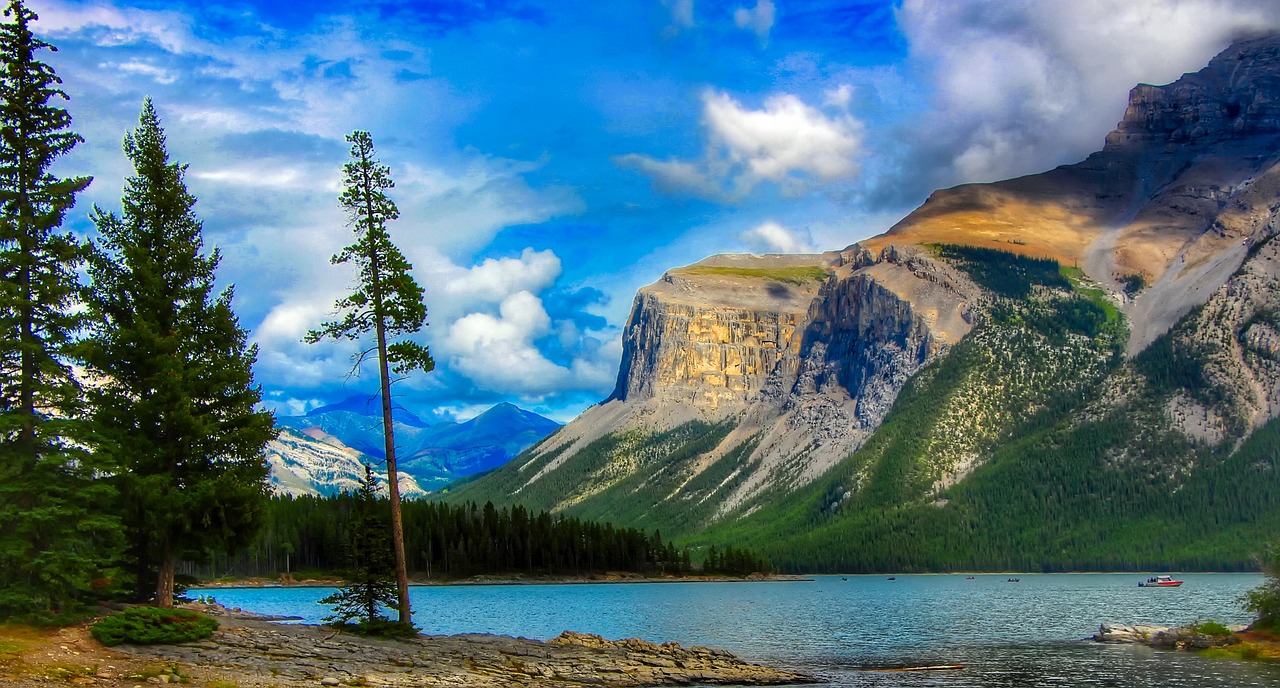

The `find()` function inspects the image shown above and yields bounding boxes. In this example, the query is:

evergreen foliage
[90,606,218,647]
[701,545,769,576]
[932,244,1070,298]
[179,496,730,579]
[1243,539,1280,631]
[0,0,119,617]
[306,130,432,623]
[81,99,275,607]
[319,465,404,632]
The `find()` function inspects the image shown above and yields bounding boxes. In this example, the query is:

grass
[671,265,830,285]
[1061,266,1122,324]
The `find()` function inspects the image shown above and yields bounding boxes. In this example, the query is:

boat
[1138,575,1183,587]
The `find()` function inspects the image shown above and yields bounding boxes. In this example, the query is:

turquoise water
[194,573,1280,687]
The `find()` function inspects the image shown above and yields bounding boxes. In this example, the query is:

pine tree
[82,99,276,607]
[306,130,433,623]
[319,464,404,632]
[0,0,119,616]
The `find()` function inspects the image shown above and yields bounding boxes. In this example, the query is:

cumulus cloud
[619,88,863,199]
[739,220,815,254]
[733,0,776,42]
[442,291,568,395]
[440,248,562,306]
[705,90,860,183]
[885,0,1280,199]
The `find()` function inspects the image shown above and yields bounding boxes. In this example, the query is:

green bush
[1243,540,1280,631]
[91,607,218,646]
[1193,620,1231,636]
[328,618,418,639]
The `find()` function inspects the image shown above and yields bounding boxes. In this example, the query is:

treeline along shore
[180,495,769,581]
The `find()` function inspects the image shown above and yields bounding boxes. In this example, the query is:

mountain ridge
[267,397,561,495]
[442,34,1280,570]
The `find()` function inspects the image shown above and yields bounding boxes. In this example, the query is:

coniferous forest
[179,494,772,581]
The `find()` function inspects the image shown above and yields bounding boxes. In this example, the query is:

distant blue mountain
[400,402,563,479]
[272,395,560,493]
[306,394,430,428]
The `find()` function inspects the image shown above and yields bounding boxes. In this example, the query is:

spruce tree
[0,0,118,616]
[319,464,403,633]
[82,99,276,607]
[306,130,432,623]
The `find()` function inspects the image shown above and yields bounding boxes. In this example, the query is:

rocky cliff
[445,35,1280,568]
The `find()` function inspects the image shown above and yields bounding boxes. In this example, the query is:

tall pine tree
[82,99,276,607]
[306,130,432,623]
[319,464,402,632]
[0,0,118,616]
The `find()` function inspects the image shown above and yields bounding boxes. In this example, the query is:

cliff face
[447,36,1280,558]
[609,254,826,410]
[478,246,980,520]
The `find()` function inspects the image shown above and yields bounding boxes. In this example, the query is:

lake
[193,573,1280,687]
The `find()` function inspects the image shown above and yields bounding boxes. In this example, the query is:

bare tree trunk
[376,318,412,624]
[156,537,176,608]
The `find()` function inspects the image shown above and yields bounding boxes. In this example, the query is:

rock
[112,616,817,687]
[1093,623,1169,643]
[1094,622,1240,651]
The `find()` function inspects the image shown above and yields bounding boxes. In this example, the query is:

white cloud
[111,60,178,84]
[824,84,853,110]
[739,220,815,254]
[704,90,861,184]
[40,0,198,53]
[612,154,723,199]
[442,291,570,395]
[664,0,695,30]
[619,88,864,199]
[439,248,562,307]
[733,0,775,42]
[892,0,1280,188]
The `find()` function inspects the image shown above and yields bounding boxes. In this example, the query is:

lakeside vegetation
[180,493,768,582]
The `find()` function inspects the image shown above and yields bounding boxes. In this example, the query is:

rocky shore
[1092,623,1246,651]
[112,608,817,687]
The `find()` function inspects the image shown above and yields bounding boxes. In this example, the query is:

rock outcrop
[1093,623,1243,651]
[116,615,816,687]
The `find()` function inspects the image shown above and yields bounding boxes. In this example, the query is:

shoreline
[192,572,815,589]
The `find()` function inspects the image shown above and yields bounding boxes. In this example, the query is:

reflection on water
[194,573,1280,687]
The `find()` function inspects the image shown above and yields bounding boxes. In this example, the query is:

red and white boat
[1138,575,1183,587]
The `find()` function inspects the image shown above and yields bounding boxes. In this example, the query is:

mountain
[263,427,428,498]
[444,35,1280,571]
[268,396,561,494]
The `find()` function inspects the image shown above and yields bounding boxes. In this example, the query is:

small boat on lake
[1138,575,1183,587]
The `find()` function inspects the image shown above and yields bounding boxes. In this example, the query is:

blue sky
[34,0,1280,422]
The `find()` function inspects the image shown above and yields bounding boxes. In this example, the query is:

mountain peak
[307,393,429,428]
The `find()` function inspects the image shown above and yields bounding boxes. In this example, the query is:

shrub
[1243,540,1280,631]
[328,618,418,639]
[91,607,218,647]
[1193,620,1231,636]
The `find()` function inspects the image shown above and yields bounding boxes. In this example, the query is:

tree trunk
[156,537,176,608]
[376,317,412,624]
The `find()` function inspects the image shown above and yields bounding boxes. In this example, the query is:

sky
[30,0,1280,423]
